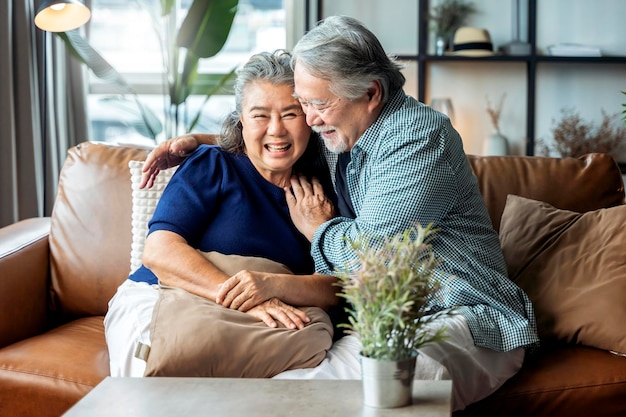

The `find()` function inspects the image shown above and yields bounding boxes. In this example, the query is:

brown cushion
[0,317,109,417]
[467,153,625,232]
[456,345,626,417]
[51,142,151,317]
[499,194,626,354]
[144,253,333,378]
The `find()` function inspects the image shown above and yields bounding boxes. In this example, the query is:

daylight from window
[87,0,286,145]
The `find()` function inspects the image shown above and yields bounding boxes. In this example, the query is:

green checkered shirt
[312,90,539,352]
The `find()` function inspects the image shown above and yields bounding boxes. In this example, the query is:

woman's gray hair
[291,15,405,103]
[220,50,295,153]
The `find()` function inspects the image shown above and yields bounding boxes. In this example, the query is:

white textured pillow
[129,161,178,274]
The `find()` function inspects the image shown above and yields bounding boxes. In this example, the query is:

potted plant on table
[335,223,451,408]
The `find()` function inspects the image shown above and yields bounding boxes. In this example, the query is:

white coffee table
[62,377,452,417]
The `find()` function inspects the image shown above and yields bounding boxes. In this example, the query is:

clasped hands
[216,270,310,331]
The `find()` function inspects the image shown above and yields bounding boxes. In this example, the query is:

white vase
[360,354,417,408]
[483,131,509,156]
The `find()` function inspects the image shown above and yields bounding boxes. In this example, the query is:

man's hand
[140,135,199,189]
[285,176,335,242]
[246,298,310,330]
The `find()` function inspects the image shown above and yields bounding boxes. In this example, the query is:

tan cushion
[499,194,626,354]
[144,253,333,378]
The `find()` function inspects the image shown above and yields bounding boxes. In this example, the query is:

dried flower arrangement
[335,223,450,361]
[536,108,626,159]
[429,0,477,41]
[485,93,506,134]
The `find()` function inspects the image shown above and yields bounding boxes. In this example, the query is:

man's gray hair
[220,50,294,153]
[291,15,405,103]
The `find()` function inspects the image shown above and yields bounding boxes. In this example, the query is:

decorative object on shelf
[452,27,495,57]
[335,224,450,408]
[430,97,456,125]
[484,93,509,155]
[429,0,477,55]
[536,108,626,159]
[499,0,531,56]
[546,43,602,57]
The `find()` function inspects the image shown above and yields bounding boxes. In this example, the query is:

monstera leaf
[59,0,239,140]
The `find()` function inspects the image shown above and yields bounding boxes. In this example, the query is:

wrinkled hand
[246,298,310,330]
[216,270,273,312]
[285,176,335,242]
[140,135,199,189]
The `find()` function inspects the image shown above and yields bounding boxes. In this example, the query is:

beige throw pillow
[499,194,626,354]
[144,252,334,378]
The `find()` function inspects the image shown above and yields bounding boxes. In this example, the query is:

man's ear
[366,80,383,111]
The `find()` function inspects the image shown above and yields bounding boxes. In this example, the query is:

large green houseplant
[335,223,450,408]
[59,0,239,141]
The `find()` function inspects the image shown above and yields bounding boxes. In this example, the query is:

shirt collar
[351,89,406,155]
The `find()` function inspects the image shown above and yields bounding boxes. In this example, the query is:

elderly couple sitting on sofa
[104,36,533,414]
[2,15,626,417]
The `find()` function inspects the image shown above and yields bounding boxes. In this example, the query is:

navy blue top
[130,145,315,284]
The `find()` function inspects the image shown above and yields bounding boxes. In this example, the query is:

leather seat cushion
[456,345,626,417]
[0,316,109,416]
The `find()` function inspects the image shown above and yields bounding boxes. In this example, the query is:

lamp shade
[34,0,91,32]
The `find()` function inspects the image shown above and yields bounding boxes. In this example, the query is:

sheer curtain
[0,0,89,228]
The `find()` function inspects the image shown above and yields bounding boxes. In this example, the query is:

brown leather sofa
[1,141,625,417]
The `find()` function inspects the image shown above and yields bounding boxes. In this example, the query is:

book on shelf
[546,43,602,57]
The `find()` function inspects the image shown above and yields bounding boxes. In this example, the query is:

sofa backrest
[48,142,626,319]
[468,153,625,232]
[49,142,150,319]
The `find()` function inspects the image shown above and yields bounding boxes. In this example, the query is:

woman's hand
[216,270,275,312]
[246,298,310,330]
[140,134,200,189]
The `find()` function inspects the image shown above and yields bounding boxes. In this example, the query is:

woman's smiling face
[240,80,311,187]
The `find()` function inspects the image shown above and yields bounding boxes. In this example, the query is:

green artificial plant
[59,0,239,141]
[335,223,451,361]
[429,0,477,41]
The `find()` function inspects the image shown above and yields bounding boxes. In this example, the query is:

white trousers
[104,279,524,411]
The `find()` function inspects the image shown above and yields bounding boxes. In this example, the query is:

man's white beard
[313,127,348,154]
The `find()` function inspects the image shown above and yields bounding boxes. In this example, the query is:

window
[87,0,288,145]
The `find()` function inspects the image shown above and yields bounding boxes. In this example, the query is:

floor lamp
[34,0,90,214]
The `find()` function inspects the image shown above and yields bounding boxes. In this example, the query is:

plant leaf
[58,31,132,91]
[57,30,161,139]
[187,67,237,132]
[178,0,239,58]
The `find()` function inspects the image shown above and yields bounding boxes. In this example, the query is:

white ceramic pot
[360,354,417,408]
[483,131,510,156]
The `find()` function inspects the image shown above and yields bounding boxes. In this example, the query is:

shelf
[398,54,626,64]
[416,0,623,158]
[535,56,626,63]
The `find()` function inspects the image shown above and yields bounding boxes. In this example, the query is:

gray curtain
[0,0,89,228]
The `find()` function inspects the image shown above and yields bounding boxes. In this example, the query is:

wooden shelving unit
[406,0,626,166]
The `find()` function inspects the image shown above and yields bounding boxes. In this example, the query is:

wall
[320,0,626,159]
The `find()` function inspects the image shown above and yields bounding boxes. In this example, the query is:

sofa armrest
[0,217,51,348]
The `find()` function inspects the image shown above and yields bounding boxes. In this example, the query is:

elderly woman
[104,50,339,378]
